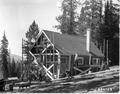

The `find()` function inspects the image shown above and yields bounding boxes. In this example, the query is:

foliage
[56,0,119,65]
[100,0,119,65]
[25,21,39,63]
[78,0,103,44]
[56,0,78,35]
[10,58,16,77]
[101,0,119,40]
[8,57,22,78]
[16,61,22,78]
[0,32,9,78]
[26,20,39,42]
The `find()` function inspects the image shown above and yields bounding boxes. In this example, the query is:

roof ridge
[43,29,86,39]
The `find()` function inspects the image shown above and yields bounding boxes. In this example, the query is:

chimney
[86,28,91,52]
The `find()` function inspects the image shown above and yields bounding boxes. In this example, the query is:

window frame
[76,57,84,66]
[92,58,100,65]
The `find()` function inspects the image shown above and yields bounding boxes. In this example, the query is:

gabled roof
[32,30,104,57]
[43,30,104,57]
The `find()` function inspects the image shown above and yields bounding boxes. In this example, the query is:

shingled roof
[43,30,104,57]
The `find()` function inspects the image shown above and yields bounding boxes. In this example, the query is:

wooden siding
[60,55,69,74]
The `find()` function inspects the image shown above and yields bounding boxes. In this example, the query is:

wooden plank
[47,64,54,71]
[29,51,55,81]
[80,67,91,74]
[74,67,91,74]
[42,53,59,55]
[74,67,83,73]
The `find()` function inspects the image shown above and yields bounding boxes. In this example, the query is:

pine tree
[11,57,17,77]
[25,21,39,63]
[16,61,22,78]
[78,0,103,44]
[8,49,11,77]
[0,32,9,78]
[26,20,39,42]
[56,0,78,35]
[101,0,119,65]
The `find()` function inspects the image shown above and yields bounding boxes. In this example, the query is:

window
[41,55,43,62]
[46,55,58,62]
[54,55,58,61]
[76,57,84,66]
[47,55,51,61]
[92,58,100,65]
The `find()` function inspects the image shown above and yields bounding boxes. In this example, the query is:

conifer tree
[25,21,39,63]
[1,32,9,78]
[78,0,103,45]
[26,20,39,42]
[101,0,119,65]
[56,0,78,35]
[11,58,16,77]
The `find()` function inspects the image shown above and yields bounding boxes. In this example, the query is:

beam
[42,53,59,55]
[80,67,91,74]
[47,64,54,71]
[29,51,55,81]
[42,65,54,80]
[74,67,91,74]
[74,67,83,73]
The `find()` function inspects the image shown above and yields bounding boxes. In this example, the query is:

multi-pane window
[46,55,58,62]
[76,57,84,66]
[92,58,100,65]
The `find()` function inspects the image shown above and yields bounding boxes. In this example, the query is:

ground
[3,66,120,93]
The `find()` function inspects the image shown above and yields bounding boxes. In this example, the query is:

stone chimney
[86,28,91,52]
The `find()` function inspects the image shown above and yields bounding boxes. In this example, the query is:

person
[66,71,73,80]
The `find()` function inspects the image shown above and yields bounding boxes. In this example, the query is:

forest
[0,0,119,79]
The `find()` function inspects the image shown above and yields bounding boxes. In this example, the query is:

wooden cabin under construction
[27,30,104,80]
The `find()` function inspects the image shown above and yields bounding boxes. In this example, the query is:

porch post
[89,53,92,65]
[69,55,71,71]
[57,54,60,79]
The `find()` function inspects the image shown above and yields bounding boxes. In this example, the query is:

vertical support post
[69,55,71,71]
[46,55,47,67]
[21,38,24,79]
[53,31,55,76]
[103,39,106,57]
[57,54,60,79]
[107,40,109,65]
[89,54,92,65]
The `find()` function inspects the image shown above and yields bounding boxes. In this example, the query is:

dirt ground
[2,66,120,93]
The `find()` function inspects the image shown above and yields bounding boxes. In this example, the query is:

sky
[0,0,119,56]
[0,0,61,56]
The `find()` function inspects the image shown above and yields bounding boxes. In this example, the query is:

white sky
[0,0,119,56]
[0,0,61,56]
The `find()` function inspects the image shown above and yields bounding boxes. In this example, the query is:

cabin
[30,29,104,79]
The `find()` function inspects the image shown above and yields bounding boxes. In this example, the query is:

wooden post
[53,31,55,77]
[57,54,60,79]
[69,55,71,71]
[103,39,105,57]
[89,54,92,65]
[107,40,109,65]
[21,38,24,79]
